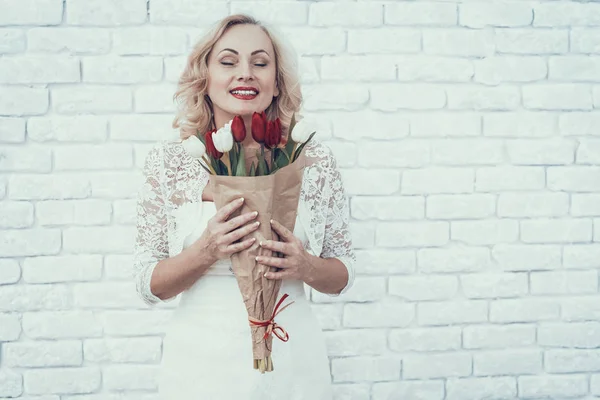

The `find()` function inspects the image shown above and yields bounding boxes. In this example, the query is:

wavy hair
[172,14,303,140]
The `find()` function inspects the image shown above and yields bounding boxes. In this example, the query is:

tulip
[265,118,282,149]
[231,115,246,142]
[213,122,234,153]
[182,135,206,159]
[251,111,267,143]
[291,118,312,143]
[205,129,222,159]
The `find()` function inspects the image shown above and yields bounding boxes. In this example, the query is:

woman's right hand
[195,197,260,263]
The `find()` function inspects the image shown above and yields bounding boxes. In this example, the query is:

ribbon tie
[249,293,295,349]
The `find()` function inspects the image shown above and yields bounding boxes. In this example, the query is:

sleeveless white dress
[133,139,356,399]
[158,201,333,399]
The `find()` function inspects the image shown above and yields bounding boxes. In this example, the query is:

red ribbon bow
[248,293,295,348]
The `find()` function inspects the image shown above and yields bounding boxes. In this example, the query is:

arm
[305,151,356,296]
[132,144,215,306]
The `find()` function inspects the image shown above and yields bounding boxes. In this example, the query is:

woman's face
[207,24,279,122]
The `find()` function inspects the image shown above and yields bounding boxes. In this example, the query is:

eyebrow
[218,48,270,56]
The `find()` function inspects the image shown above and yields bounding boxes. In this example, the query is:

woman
[133,14,355,399]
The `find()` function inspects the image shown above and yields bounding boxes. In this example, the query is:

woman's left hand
[257,219,315,281]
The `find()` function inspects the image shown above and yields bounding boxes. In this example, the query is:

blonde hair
[172,14,303,139]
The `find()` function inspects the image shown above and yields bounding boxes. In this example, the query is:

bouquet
[182,111,315,373]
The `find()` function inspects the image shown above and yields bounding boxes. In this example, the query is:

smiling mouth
[230,90,259,100]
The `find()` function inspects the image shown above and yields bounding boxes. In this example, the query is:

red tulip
[205,129,222,159]
[251,111,267,143]
[231,115,246,142]
[265,118,282,149]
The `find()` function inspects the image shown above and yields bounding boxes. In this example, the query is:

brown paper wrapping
[208,152,306,365]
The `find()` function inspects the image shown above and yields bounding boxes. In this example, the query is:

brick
[4,341,82,367]
[311,304,342,331]
[424,29,494,57]
[230,2,308,25]
[453,221,519,245]
[312,277,386,304]
[304,84,369,111]
[572,28,600,54]
[498,192,568,217]
[550,56,600,82]
[410,112,480,137]
[0,285,70,312]
[561,296,600,322]
[418,300,487,326]
[521,218,592,243]
[348,28,420,54]
[354,250,416,275]
[310,3,382,27]
[63,227,134,254]
[343,299,414,328]
[402,168,474,194]
[66,0,146,25]
[0,0,62,25]
[577,138,600,164]
[23,255,102,283]
[372,381,444,400]
[484,112,558,137]
[114,199,136,225]
[24,368,100,395]
[523,84,593,110]
[100,310,172,336]
[104,254,134,280]
[324,330,387,357]
[23,311,102,339]
[333,384,370,400]
[563,244,600,267]
[0,56,79,84]
[150,0,228,25]
[447,377,517,400]
[0,29,25,54]
[519,375,587,398]
[332,357,400,383]
[351,196,423,221]
[476,166,545,191]
[0,229,61,257]
[560,112,600,136]
[397,55,472,82]
[73,282,148,308]
[534,2,600,27]
[372,84,445,111]
[103,365,159,391]
[134,84,177,113]
[447,85,520,110]
[490,298,560,323]
[359,141,429,168]
[0,117,25,142]
[548,167,600,192]
[418,246,490,273]
[330,110,409,140]
[110,114,176,141]
[459,3,532,28]
[431,139,504,165]
[427,194,494,220]
[475,56,546,85]
[377,221,448,247]
[404,353,471,379]
[496,28,569,54]
[82,56,162,84]
[0,369,22,397]
[464,324,535,349]
[0,87,48,116]
[0,201,34,228]
[461,273,528,299]
[37,200,111,226]
[531,270,596,295]
[341,169,399,195]
[0,259,20,285]
[389,327,461,352]
[349,222,375,249]
[283,27,346,56]
[28,28,110,54]
[539,322,600,348]
[113,27,187,55]
[55,144,133,170]
[545,349,600,373]
[27,116,107,142]
[385,2,456,26]
[84,337,161,363]
[53,86,132,114]
[474,350,542,376]
[8,174,90,200]
[0,147,52,172]
[389,275,457,301]
[321,55,396,82]
[492,243,561,272]
[0,313,21,341]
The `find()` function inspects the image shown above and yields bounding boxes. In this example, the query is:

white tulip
[213,122,234,153]
[291,118,313,143]
[182,135,206,159]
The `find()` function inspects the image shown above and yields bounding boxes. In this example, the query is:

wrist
[302,252,319,285]
[187,237,216,269]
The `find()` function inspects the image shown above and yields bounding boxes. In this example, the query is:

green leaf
[196,131,206,145]
[210,156,221,175]
[249,161,256,177]
[218,159,229,176]
[229,150,237,176]
[235,145,246,176]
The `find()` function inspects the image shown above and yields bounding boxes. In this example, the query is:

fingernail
[253,211,258,217]
[270,219,274,224]
[239,197,245,203]
[255,257,260,261]
[264,273,268,278]
[255,221,260,226]
[259,241,263,247]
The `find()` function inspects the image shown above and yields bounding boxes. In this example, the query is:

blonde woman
[133,14,355,399]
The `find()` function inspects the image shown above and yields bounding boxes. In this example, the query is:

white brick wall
[1,0,599,399]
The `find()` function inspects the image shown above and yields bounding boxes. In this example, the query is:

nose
[237,62,254,81]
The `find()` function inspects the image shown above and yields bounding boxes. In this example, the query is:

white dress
[133,139,356,399]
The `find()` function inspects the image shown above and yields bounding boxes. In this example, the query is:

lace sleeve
[319,150,356,297]
[133,143,171,306]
